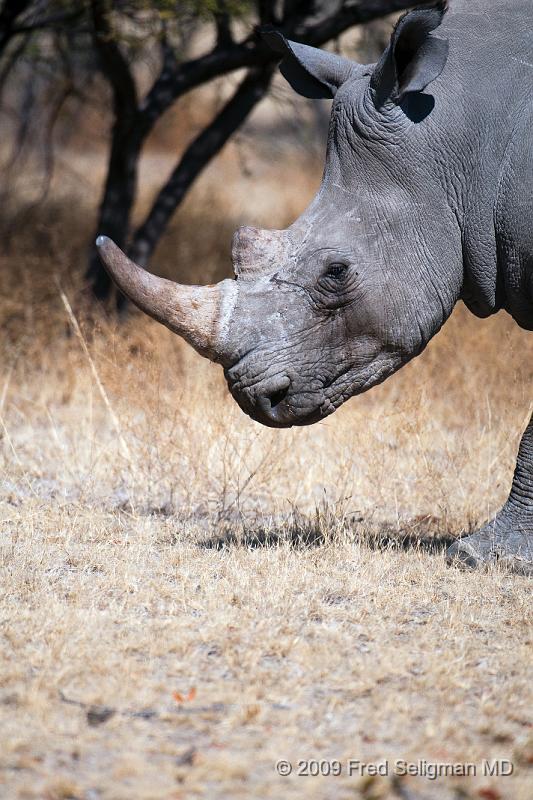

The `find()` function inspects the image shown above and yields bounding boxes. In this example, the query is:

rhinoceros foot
[446,514,533,576]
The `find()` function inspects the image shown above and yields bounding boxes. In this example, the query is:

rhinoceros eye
[325,262,348,280]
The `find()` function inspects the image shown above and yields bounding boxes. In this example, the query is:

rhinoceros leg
[447,412,533,575]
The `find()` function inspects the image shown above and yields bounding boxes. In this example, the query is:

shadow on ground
[200,515,458,554]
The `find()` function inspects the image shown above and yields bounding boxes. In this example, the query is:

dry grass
[1,147,532,799]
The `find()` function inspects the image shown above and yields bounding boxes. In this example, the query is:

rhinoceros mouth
[224,360,328,427]
[227,381,327,428]
[239,399,325,429]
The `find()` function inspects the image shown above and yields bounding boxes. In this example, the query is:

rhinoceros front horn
[96,236,235,362]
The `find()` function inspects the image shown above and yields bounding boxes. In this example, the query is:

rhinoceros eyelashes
[325,262,349,280]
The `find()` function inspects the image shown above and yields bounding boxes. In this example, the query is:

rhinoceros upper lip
[247,404,323,429]
[225,355,331,428]
[238,389,325,429]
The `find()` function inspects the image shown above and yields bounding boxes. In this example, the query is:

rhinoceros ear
[370,0,449,106]
[261,29,368,99]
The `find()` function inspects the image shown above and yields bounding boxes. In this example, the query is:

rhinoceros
[97,0,533,574]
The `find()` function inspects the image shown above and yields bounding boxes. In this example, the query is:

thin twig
[0,414,39,499]
[0,353,17,415]
[58,689,228,721]
[57,281,132,463]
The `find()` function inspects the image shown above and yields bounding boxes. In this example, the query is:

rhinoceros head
[98,2,464,428]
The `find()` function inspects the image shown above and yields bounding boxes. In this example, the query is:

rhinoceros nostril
[268,385,289,408]
[263,376,291,409]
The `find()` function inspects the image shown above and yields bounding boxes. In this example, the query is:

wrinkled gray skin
[99,0,533,573]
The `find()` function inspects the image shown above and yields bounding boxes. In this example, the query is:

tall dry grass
[2,193,532,536]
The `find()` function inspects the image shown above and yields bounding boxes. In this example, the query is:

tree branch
[214,1,233,48]
[90,0,137,123]
[129,65,275,268]
[257,0,279,26]
[11,8,84,35]
[291,0,417,44]
[0,0,32,53]
[137,0,416,140]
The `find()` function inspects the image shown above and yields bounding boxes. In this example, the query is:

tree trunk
[86,125,140,301]
[85,0,139,303]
